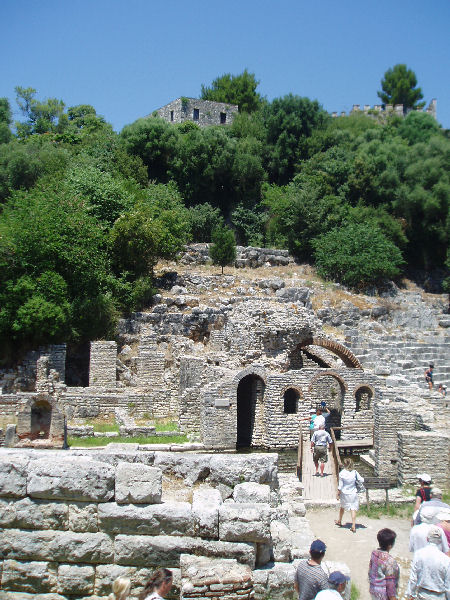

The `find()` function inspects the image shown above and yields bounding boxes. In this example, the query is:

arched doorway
[309,374,345,439]
[31,400,52,439]
[236,374,265,448]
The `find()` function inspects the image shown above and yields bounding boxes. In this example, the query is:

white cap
[431,487,443,497]
[417,473,432,483]
[420,505,437,524]
[436,509,450,522]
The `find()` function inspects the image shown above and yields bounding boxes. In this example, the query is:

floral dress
[368,548,400,600]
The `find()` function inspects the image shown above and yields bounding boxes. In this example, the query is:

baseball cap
[417,473,432,483]
[310,539,326,553]
[328,571,350,585]
[436,510,450,522]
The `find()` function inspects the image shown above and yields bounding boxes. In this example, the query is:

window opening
[193,108,199,121]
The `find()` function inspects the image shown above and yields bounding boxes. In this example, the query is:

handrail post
[296,421,303,481]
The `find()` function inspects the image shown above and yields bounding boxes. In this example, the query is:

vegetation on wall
[0,65,448,358]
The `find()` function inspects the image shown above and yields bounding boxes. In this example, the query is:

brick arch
[231,365,267,388]
[307,370,348,395]
[300,337,363,369]
[280,384,304,399]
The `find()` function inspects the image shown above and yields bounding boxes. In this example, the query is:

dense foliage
[0,66,448,358]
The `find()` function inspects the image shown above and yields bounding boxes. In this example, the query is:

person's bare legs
[320,462,325,476]
[313,458,319,475]
[335,507,344,526]
[350,509,356,532]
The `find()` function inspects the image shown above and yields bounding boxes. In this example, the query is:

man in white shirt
[314,571,349,599]
[410,505,449,554]
[407,527,450,599]
[311,424,333,477]
[415,488,450,525]
[313,406,330,432]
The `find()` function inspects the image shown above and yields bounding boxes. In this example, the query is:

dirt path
[307,507,412,599]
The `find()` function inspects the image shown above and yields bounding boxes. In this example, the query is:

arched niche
[283,387,300,414]
[354,385,374,411]
[31,400,52,439]
[308,371,347,439]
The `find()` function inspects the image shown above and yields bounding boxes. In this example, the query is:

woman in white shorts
[335,457,364,533]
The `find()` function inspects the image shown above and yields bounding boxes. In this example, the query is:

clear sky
[1,0,449,131]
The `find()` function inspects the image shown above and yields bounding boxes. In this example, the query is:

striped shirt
[295,560,328,600]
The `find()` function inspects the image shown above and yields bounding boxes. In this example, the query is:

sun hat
[310,539,326,553]
[427,526,443,544]
[420,505,437,524]
[328,571,350,585]
[431,487,443,497]
[436,509,450,522]
[417,473,432,483]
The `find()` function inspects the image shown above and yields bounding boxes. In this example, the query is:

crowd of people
[294,471,450,599]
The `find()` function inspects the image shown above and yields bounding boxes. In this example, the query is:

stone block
[14,498,68,531]
[256,543,272,567]
[209,454,278,489]
[94,564,137,596]
[0,455,29,498]
[98,502,194,536]
[0,593,66,600]
[219,503,271,543]
[0,498,16,527]
[266,563,296,600]
[115,462,162,504]
[233,482,271,504]
[180,554,253,596]
[57,564,95,596]
[192,487,222,539]
[27,457,115,502]
[0,529,113,564]
[68,502,98,532]
[1,560,57,593]
[114,535,256,568]
[270,521,291,562]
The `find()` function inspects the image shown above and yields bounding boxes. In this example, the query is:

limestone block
[283,501,306,517]
[233,482,271,504]
[270,521,291,562]
[57,564,95,596]
[68,502,98,532]
[266,563,296,600]
[0,593,67,600]
[14,498,68,531]
[98,502,194,536]
[0,529,113,564]
[180,554,253,597]
[253,568,269,600]
[27,457,115,502]
[115,462,162,504]
[94,565,137,596]
[0,455,29,498]
[153,453,212,485]
[209,454,278,489]
[192,487,222,539]
[219,503,271,543]
[1,560,57,593]
[114,535,256,568]
[289,517,314,559]
[0,498,16,527]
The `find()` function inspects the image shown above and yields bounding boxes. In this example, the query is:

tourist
[407,526,450,599]
[294,539,329,600]
[310,409,317,439]
[415,488,450,525]
[313,571,350,598]
[368,528,400,600]
[438,383,447,396]
[108,577,131,600]
[412,473,433,524]
[436,509,450,549]
[335,457,364,533]
[313,406,330,432]
[311,423,333,477]
[140,569,173,600]
[410,504,449,554]
[424,364,434,390]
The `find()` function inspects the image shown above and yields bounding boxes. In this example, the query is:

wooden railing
[296,422,303,481]
[329,427,343,483]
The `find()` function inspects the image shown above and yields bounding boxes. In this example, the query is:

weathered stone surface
[219,503,271,543]
[233,482,271,504]
[209,454,278,489]
[1,560,57,593]
[0,498,16,527]
[270,521,291,562]
[14,498,68,531]
[68,502,98,533]
[114,535,256,568]
[57,564,95,596]
[115,462,162,504]
[27,457,115,502]
[153,453,212,485]
[98,502,194,536]
[0,593,67,600]
[94,564,137,596]
[180,554,253,598]
[0,455,29,498]
[256,543,272,567]
[0,530,114,564]
[192,487,222,539]
[266,563,296,600]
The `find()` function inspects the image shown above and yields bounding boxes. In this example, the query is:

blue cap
[328,571,350,585]
[310,539,326,553]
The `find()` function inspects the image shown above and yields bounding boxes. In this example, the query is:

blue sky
[1,0,449,130]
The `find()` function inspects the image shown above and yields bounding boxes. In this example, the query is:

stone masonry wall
[0,448,284,600]
[398,430,450,488]
[180,244,294,268]
[155,98,238,128]
[89,342,117,388]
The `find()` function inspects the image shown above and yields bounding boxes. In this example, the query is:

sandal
[334,520,343,527]
[350,526,356,533]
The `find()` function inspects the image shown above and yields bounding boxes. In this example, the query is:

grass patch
[350,582,360,600]
[68,434,188,447]
[443,490,450,505]
[154,421,178,432]
[359,503,413,519]
[87,422,119,433]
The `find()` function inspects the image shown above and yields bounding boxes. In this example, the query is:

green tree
[378,64,425,112]
[201,69,263,113]
[187,203,224,242]
[209,225,236,274]
[313,223,404,289]
[15,86,67,137]
[0,98,12,144]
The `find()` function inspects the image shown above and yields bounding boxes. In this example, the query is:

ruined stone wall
[0,448,284,599]
[155,98,238,128]
[89,342,117,388]
[398,430,450,488]
[180,244,293,268]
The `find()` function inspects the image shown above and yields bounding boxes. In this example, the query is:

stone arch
[308,371,347,439]
[232,365,267,387]
[300,337,363,369]
[354,384,374,411]
[283,388,300,414]
[235,367,266,449]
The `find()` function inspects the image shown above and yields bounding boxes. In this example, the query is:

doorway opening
[236,374,265,448]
